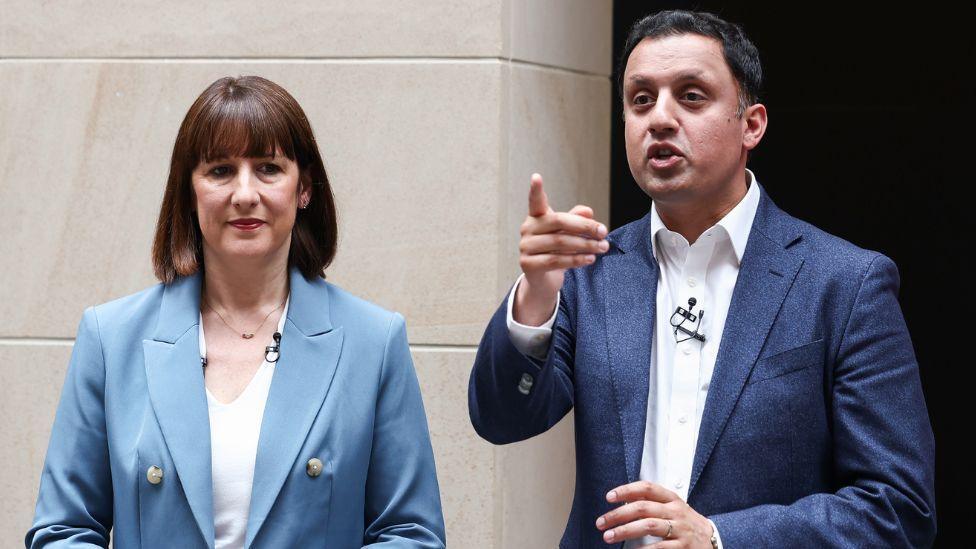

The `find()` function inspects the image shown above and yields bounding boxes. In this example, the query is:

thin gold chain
[203,296,286,339]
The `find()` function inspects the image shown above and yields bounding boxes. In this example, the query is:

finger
[521,254,596,272]
[596,500,670,530]
[601,518,670,544]
[528,173,551,217]
[521,234,610,256]
[607,481,677,504]
[568,204,594,219]
[525,212,607,240]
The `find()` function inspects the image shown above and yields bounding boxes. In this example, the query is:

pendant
[242,333,254,339]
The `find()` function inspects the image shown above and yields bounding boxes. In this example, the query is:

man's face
[622,33,762,206]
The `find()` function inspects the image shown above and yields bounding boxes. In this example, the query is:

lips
[646,142,684,170]
[229,218,265,230]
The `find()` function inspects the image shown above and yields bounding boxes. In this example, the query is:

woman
[27,76,445,548]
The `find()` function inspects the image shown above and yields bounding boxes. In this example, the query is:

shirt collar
[649,168,761,264]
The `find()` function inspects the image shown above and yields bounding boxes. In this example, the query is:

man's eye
[684,92,705,102]
[633,95,652,106]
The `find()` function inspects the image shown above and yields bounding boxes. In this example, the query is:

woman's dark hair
[151,75,338,283]
[616,10,763,117]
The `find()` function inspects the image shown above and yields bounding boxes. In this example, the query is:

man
[468,10,936,548]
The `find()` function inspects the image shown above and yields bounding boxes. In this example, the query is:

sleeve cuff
[506,273,558,360]
[708,519,723,549]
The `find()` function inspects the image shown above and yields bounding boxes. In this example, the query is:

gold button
[146,465,163,485]
[306,458,324,478]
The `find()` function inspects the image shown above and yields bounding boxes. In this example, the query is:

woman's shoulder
[86,281,167,336]
[320,280,402,332]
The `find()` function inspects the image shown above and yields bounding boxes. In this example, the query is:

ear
[298,171,313,206]
[742,102,768,151]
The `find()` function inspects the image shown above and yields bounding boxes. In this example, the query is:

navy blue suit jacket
[469,184,936,548]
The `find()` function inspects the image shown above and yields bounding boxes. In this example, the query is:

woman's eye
[210,166,231,177]
[259,164,282,175]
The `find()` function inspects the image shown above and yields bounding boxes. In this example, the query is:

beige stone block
[412,348,494,548]
[0,1,503,59]
[0,344,73,542]
[413,346,575,548]
[507,0,614,76]
[0,61,505,344]
[497,412,576,548]
[498,63,612,294]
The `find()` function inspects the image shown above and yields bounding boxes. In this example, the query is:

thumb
[568,204,595,219]
[528,173,551,217]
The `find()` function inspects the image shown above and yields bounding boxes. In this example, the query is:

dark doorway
[612,3,968,546]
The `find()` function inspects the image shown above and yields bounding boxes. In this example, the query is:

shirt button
[532,334,546,343]
[518,373,534,395]
[683,346,692,355]
[702,382,710,391]
[307,458,324,477]
[687,277,697,287]
[146,465,163,485]
[675,480,684,489]
[679,416,688,424]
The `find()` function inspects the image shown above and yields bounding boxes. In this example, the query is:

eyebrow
[627,70,708,87]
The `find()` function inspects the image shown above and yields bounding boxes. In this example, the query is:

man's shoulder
[762,199,895,283]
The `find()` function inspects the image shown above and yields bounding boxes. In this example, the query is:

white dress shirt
[507,170,762,548]
[199,297,289,549]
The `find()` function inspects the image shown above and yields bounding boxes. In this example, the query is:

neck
[655,170,749,244]
[201,247,290,314]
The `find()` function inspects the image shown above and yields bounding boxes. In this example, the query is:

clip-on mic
[670,297,706,343]
[265,332,282,363]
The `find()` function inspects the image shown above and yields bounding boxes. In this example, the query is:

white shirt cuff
[505,273,558,360]
[708,519,723,549]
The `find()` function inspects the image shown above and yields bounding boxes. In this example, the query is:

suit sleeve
[709,254,937,548]
[26,307,113,548]
[468,274,577,445]
[363,313,446,548]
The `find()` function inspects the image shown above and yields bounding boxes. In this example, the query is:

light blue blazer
[28,267,446,548]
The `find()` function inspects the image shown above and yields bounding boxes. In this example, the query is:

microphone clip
[265,332,282,363]
[670,297,706,343]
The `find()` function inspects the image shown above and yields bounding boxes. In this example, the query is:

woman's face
[191,151,309,264]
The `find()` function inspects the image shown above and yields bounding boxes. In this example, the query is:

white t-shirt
[198,298,289,549]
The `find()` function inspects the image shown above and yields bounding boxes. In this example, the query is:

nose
[230,165,260,208]
[645,93,678,135]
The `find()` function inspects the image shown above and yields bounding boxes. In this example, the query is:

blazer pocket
[747,338,825,385]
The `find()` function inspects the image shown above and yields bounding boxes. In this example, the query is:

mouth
[646,143,684,170]
[228,218,265,231]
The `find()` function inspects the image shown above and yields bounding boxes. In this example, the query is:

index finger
[528,173,551,217]
[606,481,678,504]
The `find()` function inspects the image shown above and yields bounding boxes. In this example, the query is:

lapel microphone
[265,332,282,363]
[670,297,706,343]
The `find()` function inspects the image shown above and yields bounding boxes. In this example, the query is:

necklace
[204,296,286,339]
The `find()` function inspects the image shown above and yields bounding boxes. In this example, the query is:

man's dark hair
[616,10,762,117]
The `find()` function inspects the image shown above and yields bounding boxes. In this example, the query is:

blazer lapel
[603,212,658,483]
[688,189,804,497]
[245,268,344,548]
[143,272,215,548]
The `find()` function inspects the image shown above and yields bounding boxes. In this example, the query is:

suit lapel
[603,212,657,482]
[244,269,344,548]
[143,272,215,548]
[687,190,804,497]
